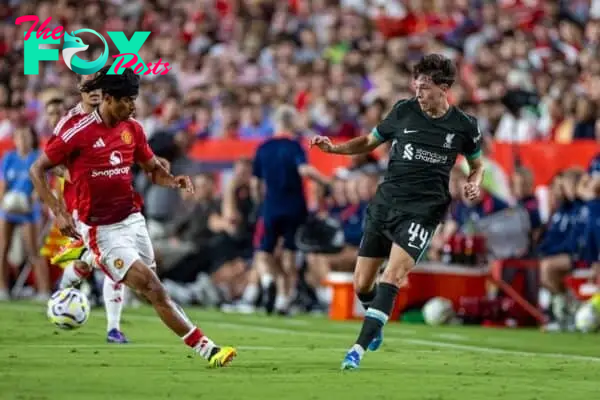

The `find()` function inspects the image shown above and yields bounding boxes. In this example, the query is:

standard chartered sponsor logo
[415,148,447,164]
[91,166,130,178]
[402,143,447,164]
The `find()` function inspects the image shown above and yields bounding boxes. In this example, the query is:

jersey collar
[91,109,103,123]
[74,103,84,114]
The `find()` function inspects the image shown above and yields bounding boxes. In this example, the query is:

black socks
[356,283,399,349]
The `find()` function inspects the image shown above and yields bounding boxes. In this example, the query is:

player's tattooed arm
[30,154,65,215]
[139,156,194,193]
[309,132,381,155]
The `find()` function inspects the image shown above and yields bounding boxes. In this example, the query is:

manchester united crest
[121,131,133,145]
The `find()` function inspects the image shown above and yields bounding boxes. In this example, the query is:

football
[47,288,91,330]
[575,296,600,333]
[422,297,455,326]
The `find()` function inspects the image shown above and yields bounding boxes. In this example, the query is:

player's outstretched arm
[309,132,382,155]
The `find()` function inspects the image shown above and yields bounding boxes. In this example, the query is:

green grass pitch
[0,302,598,400]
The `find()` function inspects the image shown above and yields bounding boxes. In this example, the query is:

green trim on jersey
[372,127,385,143]
[466,149,482,160]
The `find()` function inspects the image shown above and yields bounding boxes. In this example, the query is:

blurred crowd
[0,0,599,319]
[2,0,600,143]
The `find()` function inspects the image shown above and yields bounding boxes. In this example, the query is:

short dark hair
[80,66,140,98]
[413,54,456,87]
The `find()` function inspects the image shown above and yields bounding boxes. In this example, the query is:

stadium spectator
[0,0,598,145]
[510,166,543,249]
[0,124,49,300]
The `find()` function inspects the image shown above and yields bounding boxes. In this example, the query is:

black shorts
[358,204,439,262]
[254,213,307,253]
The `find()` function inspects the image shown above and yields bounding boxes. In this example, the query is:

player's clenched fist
[173,175,194,193]
[309,135,335,153]
[463,182,480,201]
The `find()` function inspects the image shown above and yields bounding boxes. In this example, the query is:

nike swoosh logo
[408,243,421,249]
[404,128,418,134]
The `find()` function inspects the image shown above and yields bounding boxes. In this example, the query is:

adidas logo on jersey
[93,138,106,148]
[403,143,414,160]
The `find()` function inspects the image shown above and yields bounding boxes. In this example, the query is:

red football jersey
[45,109,155,226]
[51,103,86,213]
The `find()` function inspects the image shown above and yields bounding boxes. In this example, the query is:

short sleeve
[293,141,307,166]
[462,117,482,160]
[133,121,154,163]
[45,129,78,166]
[372,99,408,142]
[252,147,263,179]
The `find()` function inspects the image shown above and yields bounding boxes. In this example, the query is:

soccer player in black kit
[311,54,485,370]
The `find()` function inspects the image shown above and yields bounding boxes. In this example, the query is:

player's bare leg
[276,250,297,315]
[122,260,236,367]
[354,256,385,304]
[342,245,412,370]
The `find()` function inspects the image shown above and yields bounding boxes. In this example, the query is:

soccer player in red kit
[30,66,237,367]
[52,73,174,343]
[49,73,133,343]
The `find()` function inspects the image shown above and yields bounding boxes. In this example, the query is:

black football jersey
[371,97,482,221]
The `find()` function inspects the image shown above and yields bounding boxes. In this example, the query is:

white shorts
[77,212,155,282]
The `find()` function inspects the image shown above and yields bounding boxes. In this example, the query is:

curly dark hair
[413,54,456,87]
[79,66,140,98]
